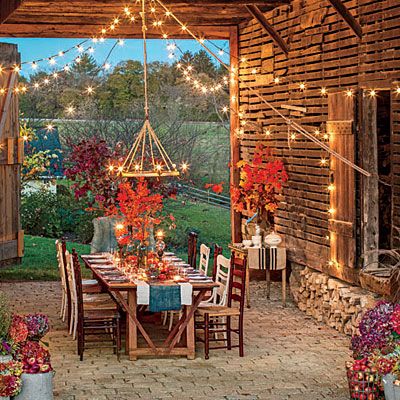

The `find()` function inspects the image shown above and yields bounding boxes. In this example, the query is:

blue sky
[0,38,229,77]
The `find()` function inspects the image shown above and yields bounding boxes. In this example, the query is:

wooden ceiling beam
[0,23,231,39]
[245,5,289,56]
[0,0,23,24]
[326,0,362,38]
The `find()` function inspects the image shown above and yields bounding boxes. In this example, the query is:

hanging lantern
[121,0,181,178]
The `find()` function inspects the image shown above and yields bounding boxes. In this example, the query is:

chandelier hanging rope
[120,0,182,178]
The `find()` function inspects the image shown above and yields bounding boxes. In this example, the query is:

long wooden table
[82,256,218,360]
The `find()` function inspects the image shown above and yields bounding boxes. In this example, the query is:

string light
[66,105,75,115]
[118,39,125,46]
[31,62,38,70]
[299,82,306,90]
[108,165,115,172]
[274,77,280,84]
[0,88,5,95]
[181,162,189,171]
[265,129,271,136]
[345,89,353,97]
[0,66,3,73]
[13,65,20,73]
[328,184,335,191]
[395,87,400,95]
[86,86,94,95]
[33,83,40,89]
[104,63,111,70]
[58,51,65,57]
[43,78,50,85]
[46,124,54,131]
[328,208,336,215]
[320,158,328,166]
[222,106,228,113]
[369,89,377,97]
[320,87,327,96]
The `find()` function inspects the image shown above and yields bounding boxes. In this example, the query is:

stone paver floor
[0,281,350,400]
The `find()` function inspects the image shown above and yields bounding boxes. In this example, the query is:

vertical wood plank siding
[237,0,400,281]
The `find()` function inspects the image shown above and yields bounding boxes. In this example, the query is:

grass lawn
[0,200,231,281]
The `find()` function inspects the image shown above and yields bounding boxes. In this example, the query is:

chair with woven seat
[211,244,223,281]
[196,254,247,359]
[71,250,121,361]
[65,249,117,340]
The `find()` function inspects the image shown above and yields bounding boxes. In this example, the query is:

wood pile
[291,267,380,336]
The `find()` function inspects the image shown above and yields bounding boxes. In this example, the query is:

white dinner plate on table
[187,275,207,280]
[189,279,213,283]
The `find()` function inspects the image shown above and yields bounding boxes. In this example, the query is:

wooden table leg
[127,290,137,361]
[282,268,286,307]
[185,305,195,360]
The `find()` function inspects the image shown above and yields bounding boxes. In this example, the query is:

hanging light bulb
[53,72,59,79]
[274,77,280,84]
[33,82,40,89]
[88,47,95,54]
[113,17,120,24]
[46,124,54,131]
[118,39,125,46]
[320,87,328,96]
[320,158,328,166]
[369,89,377,97]
[66,105,75,115]
[162,33,168,39]
[86,86,94,94]
[395,87,400,95]
[299,82,306,90]
[222,106,228,113]
[58,51,65,57]
[104,63,111,70]
[49,58,56,65]
[219,49,224,55]
[31,62,38,70]
[75,57,82,64]
[345,89,353,97]
[43,78,50,85]
[327,184,335,191]
[13,65,21,73]
[265,128,271,136]
[64,65,71,72]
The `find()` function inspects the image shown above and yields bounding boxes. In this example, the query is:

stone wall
[290,266,380,335]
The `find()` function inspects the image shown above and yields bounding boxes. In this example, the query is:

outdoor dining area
[56,233,248,362]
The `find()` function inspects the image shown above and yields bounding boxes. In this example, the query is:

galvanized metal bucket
[13,372,53,400]
[383,374,400,400]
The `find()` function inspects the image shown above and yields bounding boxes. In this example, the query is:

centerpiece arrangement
[347,301,400,400]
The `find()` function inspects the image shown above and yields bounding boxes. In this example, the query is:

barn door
[0,43,23,266]
[327,92,356,281]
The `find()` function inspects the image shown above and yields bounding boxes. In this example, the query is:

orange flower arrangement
[115,179,164,244]
[231,144,288,216]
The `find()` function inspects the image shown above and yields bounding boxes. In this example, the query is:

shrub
[21,190,62,238]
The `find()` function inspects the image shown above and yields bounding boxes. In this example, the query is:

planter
[13,372,53,400]
[0,355,12,363]
[346,365,382,399]
[91,216,119,254]
[383,374,400,400]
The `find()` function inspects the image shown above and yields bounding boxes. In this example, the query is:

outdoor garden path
[0,281,350,400]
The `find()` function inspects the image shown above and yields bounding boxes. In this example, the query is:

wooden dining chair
[71,250,121,361]
[55,240,68,322]
[198,244,211,275]
[187,231,198,269]
[196,254,247,359]
[200,254,231,307]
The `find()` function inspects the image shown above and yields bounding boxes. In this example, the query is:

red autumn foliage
[115,180,164,243]
[205,182,224,194]
[64,138,123,213]
[231,144,288,214]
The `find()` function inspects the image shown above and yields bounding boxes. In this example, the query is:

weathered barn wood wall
[237,0,400,283]
[0,43,23,266]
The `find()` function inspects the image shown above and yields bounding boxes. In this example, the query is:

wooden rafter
[0,0,22,24]
[246,5,289,56]
[327,0,362,38]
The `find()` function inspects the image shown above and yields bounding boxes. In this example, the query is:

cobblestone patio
[0,281,350,400]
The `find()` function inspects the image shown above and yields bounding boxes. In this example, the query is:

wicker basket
[346,364,383,400]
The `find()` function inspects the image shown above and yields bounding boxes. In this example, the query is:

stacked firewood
[291,267,379,335]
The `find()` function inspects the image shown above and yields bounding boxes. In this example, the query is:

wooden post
[360,92,379,269]
[230,25,242,244]
[327,92,356,277]
[0,43,21,266]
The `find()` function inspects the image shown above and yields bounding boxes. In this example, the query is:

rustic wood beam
[229,25,242,244]
[0,0,22,24]
[245,5,289,56]
[326,0,362,38]
[0,23,231,39]
[162,0,289,4]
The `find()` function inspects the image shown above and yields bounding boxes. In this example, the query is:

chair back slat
[55,240,67,291]
[187,232,198,269]
[212,244,223,281]
[65,250,77,304]
[198,243,211,275]
[72,250,85,335]
[227,254,247,311]
[215,254,231,306]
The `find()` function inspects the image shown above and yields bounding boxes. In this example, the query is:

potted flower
[0,360,23,400]
[349,301,400,399]
[0,295,17,363]
[24,314,49,342]
[230,144,288,240]
[13,341,53,400]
